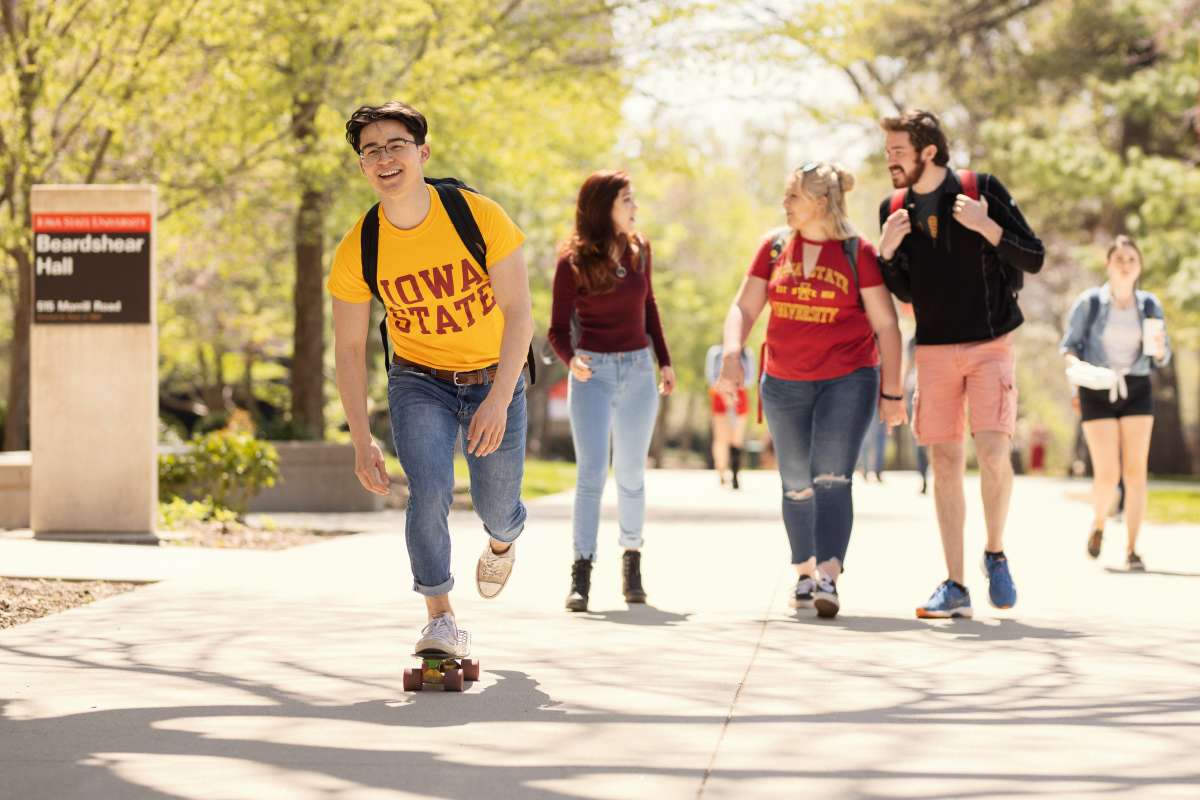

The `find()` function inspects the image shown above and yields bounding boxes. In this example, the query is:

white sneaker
[477,541,516,599]
[814,573,840,619]
[788,576,816,609]
[415,613,470,657]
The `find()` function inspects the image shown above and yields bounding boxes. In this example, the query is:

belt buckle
[452,369,467,386]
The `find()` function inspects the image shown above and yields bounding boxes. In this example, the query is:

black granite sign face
[32,213,152,324]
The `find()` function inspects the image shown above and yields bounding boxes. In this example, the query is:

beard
[889,156,927,189]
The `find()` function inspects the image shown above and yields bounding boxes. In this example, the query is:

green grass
[384,455,576,500]
[1147,488,1200,525]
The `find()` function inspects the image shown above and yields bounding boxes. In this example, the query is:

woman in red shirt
[718,162,906,618]
[548,170,675,613]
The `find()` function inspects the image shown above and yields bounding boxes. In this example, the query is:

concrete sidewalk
[2,470,1198,799]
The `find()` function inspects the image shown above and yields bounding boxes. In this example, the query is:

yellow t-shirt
[327,185,525,371]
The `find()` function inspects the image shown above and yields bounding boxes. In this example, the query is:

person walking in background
[329,102,533,658]
[706,343,753,489]
[1061,235,1170,571]
[857,413,888,482]
[903,335,930,494]
[877,109,1044,619]
[548,170,675,613]
[718,161,906,619]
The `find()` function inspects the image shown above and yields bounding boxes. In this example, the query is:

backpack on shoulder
[889,169,1023,298]
[359,177,536,383]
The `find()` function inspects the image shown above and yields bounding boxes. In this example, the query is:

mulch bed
[158,522,354,550]
[0,577,140,630]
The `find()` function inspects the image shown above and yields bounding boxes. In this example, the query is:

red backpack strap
[888,189,907,214]
[957,169,979,200]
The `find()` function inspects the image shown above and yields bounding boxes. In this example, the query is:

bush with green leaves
[159,431,279,518]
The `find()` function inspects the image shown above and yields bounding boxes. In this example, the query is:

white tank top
[1102,304,1141,373]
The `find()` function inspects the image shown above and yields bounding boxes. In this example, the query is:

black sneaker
[1127,552,1146,572]
[814,574,840,619]
[1087,528,1103,559]
[565,558,592,612]
[789,576,815,609]
[622,550,646,603]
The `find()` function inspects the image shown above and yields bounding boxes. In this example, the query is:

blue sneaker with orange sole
[982,551,1017,609]
[916,580,973,619]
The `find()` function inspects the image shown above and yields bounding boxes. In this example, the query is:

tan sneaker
[476,541,515,598]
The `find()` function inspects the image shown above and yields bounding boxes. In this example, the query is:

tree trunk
[3,248,32,450]
[1149,362,1192,475]
[289,96,327,440]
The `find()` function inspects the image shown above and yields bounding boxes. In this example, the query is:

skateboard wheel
[462,659,480,682]
[443,669,465,692]
[402,667,423,692]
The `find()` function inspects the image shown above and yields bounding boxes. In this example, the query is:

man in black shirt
[877,110,1044,620]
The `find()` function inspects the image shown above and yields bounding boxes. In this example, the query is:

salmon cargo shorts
[913,333,1017,445]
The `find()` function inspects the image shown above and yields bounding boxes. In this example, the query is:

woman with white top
[1060,235,1171,570]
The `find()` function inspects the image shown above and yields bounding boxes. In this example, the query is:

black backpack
[359,177,536,383]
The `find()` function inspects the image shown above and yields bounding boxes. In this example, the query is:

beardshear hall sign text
[32,212,151,324]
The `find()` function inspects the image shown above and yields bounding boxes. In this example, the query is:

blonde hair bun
[834,165,855,193]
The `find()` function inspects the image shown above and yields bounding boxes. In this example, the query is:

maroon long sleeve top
[548,241,671,367]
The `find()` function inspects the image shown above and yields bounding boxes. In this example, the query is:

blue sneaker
[982,552,1017,609]
[916,580,973,619]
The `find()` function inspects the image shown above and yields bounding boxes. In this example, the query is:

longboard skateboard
[403,650,480,692]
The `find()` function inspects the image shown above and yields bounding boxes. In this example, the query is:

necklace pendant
[616,265,627,278]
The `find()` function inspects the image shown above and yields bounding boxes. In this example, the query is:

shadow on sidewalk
[575,604,692,627]
[1103,566,1200,578]
[785,614,1088,642]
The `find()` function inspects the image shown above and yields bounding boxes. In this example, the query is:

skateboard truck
[403,652,480,692]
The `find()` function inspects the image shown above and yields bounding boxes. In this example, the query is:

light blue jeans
[568,347,660,560]
[388,366,527,596]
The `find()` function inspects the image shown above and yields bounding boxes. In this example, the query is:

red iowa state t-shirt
[748,232,882,381]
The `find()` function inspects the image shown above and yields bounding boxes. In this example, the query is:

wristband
[880,391,903,401]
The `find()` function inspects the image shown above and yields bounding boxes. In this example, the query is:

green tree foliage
[744,0,1200,472]
[1,0,631,449]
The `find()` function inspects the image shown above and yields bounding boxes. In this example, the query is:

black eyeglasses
[359,138,417,164]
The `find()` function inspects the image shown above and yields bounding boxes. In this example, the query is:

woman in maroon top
[717,162,906,619]
[548,170,674,613]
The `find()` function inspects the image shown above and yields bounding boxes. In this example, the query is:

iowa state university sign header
[32,212,151,324]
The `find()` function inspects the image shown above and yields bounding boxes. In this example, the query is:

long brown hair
[560,170,643,294]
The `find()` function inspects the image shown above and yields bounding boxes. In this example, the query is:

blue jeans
[568,347,660,560]
[761,367,879,567]
[388,367,527,596]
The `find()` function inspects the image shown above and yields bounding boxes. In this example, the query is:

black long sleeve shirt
[877,171,1044,345]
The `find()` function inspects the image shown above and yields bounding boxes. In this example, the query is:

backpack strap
[1085,292,1101,334]
[767,228,790,265]
[888,189,907,214]
[430,180,488,274]
[840,236,865,310]
[957,169,979,201]
[359,203,391,370]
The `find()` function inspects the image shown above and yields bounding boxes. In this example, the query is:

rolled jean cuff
[413,575,455,597]
[486,518,525,545]
[618,528,644,549]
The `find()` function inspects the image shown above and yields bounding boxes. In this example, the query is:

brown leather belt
[392,355,499,386]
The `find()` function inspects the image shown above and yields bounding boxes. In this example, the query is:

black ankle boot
[566,558,592,612]
[729,446,742,490]
[622,550,646,603]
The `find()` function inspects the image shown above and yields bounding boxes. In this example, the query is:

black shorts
[1079,374,1153,421]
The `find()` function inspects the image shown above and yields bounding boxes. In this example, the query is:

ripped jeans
[761,367,879,567]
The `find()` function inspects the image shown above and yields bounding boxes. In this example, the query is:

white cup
[1142,317,1165,358]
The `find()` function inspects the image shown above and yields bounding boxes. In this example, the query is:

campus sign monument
[30,186,158,540]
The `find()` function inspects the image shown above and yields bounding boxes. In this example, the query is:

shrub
[159,431,279,518]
